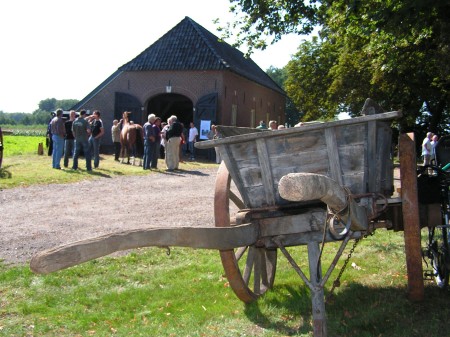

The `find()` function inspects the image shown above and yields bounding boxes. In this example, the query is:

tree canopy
[223,0,450,133]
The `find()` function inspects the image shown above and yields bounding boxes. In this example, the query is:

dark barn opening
[146,93,193,127]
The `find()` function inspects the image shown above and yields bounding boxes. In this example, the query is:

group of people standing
[49,109,224,172]
[113,113,202,172]
[48,109,104,171]
[159,116,201,171]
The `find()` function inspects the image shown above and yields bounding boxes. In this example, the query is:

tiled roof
[119,17,284,94]
[71,70,122,111]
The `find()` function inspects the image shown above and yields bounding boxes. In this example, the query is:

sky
[0,0,307,114]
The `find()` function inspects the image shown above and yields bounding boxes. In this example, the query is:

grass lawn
[1,231,449,337]
[0,135,217,189]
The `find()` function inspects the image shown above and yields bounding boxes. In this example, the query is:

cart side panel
[219,115,396,208]
[377,122,394,196]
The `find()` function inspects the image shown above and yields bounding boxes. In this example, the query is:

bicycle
[419,165,450,288]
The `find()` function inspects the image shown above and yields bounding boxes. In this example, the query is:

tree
[58,99,79,111]
[38,98,57,112]
[33,109,53,124]
[217,0,320,54]
[37,98,79,112]
[266,66,302,125]
[221,0,450,131]
[0,112,16,125]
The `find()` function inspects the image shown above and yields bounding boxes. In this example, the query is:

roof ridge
[185,16,229,69]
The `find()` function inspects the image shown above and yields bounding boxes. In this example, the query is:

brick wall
[78,69,285,151]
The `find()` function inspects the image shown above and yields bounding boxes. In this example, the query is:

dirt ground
[0,167,218,266]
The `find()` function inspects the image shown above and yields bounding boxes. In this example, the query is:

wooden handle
[30,225,258,274]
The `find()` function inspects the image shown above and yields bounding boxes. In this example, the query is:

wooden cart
[31,99,422,337]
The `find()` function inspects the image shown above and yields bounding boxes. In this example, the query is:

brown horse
[120,111,143,165]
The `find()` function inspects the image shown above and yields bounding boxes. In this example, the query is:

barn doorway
[146,93,193,127]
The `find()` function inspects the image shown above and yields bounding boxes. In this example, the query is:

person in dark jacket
[63,110,76,167]
[164,115,183,171]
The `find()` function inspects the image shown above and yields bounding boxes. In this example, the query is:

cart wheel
[215,162,277,303]
[0,127,3,169]
[429,226,450,288]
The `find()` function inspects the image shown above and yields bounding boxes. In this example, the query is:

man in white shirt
[422,132,433,166]
[188,122,199,160]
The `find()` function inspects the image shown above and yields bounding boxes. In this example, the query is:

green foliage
[38,98,57,112]
[0,111,52,126]
[221,0,450,131]
[266,66,302,126]
[217,0,320,54]
[285,37,339,121]
[38,98,79,112]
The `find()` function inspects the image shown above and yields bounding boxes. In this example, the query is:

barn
[72,16,286,151]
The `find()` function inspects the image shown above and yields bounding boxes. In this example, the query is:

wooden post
[308,242,327,337]
[399,133,424,301]
[38,142,44,155]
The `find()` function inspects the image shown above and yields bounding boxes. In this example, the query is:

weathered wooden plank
[256,138,276,205]
[237,167,263,188]
[333,124,366,146]
[336,144,366,174]
[341,173,365,194]
[258,209,326,236]
[216,125,265,137]
[265,131,327,154]
[367,120,377,192]
[31,224,259,274]
[227,141,259,161]
[308,241,327,337]
[377,122,394,196]
[221,145,252,207]
[195,111,402,149]
[263,230,363,248]
[270,149,330,172]
[325,127,344,185]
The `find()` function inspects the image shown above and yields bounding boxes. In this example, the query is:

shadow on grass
[63,168,114,178]
[244,283,450,337]
[0,165,13,179]
[161,169,211,176]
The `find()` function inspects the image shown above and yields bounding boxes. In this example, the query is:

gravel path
[0,168,218,266]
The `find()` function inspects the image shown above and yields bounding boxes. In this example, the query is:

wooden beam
[30,224,258,274]
[399,133,424,301]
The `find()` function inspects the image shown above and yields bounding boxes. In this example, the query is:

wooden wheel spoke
[229,190,245,209]
[253,249,262,294]
[235,246,248,262]
[260,250,269,289]
[243,247,255,285]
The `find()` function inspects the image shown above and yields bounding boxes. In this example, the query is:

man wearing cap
[72,110,92,171]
